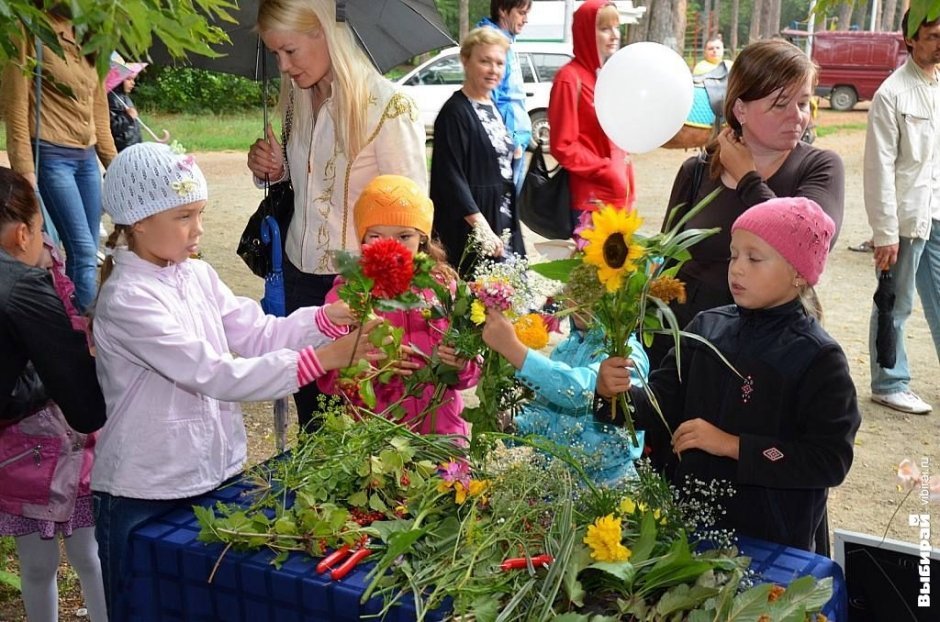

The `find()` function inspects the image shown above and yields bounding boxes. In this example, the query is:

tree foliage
[813,0,940,36]
[0,0,236,77]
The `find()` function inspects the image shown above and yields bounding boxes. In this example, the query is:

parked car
[782,29,908,111]
[395,42,573,148]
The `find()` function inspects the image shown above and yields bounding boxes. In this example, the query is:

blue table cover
[126,473,846,621]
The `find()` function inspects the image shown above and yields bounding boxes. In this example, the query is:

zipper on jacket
[0,445,42,470]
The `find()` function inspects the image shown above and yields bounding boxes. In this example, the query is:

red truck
[782,30,908,111]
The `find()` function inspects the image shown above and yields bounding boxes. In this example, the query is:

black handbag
[518,141,573,240]
[237,181,294,277]
[237,90,295,278]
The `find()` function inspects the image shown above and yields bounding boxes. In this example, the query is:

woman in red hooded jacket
[548,0,636,222]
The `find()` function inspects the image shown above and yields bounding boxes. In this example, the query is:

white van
[395,42,572,146]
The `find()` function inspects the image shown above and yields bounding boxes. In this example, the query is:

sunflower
[580,206,645,292]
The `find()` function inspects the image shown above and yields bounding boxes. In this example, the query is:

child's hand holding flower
[481,308,528,370]
[323,301,357,327]
[436,344,470,371]
[317,318,387,371]
[391,344,426,377]
[596,357,634,399]
[672,418,740,460]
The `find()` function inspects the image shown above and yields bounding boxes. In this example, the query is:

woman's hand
[596,357,634,398]
[437,344,469,371]
[323,301,356,327]
[716,127,757,185]
[671,418,740,459]
[317,318,386,371]
[467,216,504,258]
[248,124,285,181]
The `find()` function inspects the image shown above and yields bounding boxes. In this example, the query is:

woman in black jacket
[0,167,104,431]
[596,198,860,554]
[430,27,525,276]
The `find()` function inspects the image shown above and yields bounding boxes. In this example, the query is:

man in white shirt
[863,9,940,414]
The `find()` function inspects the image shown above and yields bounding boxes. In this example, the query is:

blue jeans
[37,144,102,312]
[869,222,940,393]
[93,492,181,620]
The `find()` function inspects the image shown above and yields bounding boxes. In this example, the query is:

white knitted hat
[102,142,208,225]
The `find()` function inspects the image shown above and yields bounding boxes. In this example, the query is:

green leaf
[630,510,658,564]
[588,560,635,583]
[727,583,775,620]
[368,492,388,512]
[530,258,580,282]
[359,380,377,409]
[655,583,720,615]
[348,490,368,507]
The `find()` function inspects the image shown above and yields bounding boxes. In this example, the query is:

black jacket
[0,249,105,433]
[108,90,141,152]
[430,90,524,276]
[601,300,860,551]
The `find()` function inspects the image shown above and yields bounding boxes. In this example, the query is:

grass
[0,111,268,153]
[0,113,868,154]
[816,121,868,138]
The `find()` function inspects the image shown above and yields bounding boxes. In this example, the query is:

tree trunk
[749,0,764,42]
[881,0,898,31]
[459,0,469,41]
[856,0,871,31]
[645,0,687,53]
[837,2,854,30]
[626,0,649,43]
[761,0,781,37]
[730,0,740,52]
[713,0,722,38]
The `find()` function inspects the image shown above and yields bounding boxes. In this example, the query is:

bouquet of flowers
[531,192,728,443]
[331,238,440,409]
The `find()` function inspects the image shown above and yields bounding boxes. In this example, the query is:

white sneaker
[871,391,932,415]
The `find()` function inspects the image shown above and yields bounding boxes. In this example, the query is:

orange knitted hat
[354,175,434,241]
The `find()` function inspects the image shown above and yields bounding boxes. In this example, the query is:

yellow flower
[583,514,632,562]
[618,497,637,515]
[513,313,550,350]
[581,206,645,292]
[468,479,489,497]
[648,275,687,304]
[454,481,469,504]
[470,299,486,325]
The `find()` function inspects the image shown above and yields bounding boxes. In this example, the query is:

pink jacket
[318,278,480,436]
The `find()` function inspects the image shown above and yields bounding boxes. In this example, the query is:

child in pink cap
[596,197,861,554]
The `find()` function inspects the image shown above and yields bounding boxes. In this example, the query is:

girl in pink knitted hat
[596,197,861,554]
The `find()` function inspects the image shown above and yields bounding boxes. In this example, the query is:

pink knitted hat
[731,197,834,286]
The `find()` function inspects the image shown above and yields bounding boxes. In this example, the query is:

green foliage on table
[193,404,832,620]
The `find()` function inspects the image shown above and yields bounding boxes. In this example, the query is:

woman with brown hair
[648,39,845,367]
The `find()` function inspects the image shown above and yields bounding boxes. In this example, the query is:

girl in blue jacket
[482,304,648,485]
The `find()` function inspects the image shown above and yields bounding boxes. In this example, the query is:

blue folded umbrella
[260,215,288,451]
[260,215,286,318]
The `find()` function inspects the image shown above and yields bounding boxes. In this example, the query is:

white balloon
[595,42,694,154]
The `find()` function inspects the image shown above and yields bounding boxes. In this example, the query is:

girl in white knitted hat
[89,142,382,617]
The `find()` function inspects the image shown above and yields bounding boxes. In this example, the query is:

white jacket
[284,74,427,274]
[863,58,940,245]
[92,250,334,499]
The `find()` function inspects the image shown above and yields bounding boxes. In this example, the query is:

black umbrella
[874,269,897,369]
[146,0,454,77]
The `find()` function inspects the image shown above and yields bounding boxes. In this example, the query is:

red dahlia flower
[361,238,415,298]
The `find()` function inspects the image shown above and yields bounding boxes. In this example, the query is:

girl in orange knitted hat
[318,175,481,436]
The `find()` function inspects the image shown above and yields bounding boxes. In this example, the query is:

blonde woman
[247,0,427,429]
[430,27,524,277]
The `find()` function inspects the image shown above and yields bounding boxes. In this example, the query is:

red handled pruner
[499,553,554,571]
[316,539,373,580]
